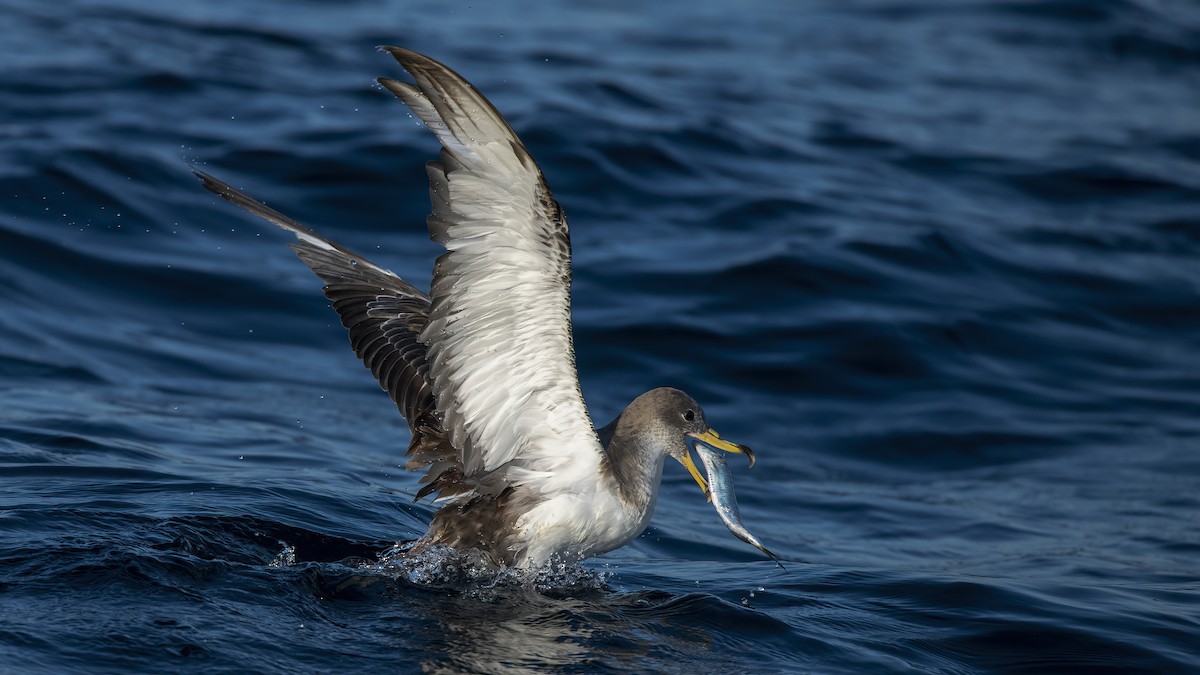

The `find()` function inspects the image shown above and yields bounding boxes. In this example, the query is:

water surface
[2,0,1199,672]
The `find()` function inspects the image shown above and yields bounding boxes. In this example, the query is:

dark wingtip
[193,169,223,196]
[378,45,425,69]
[376,77,409,99]
[191,169,249,207]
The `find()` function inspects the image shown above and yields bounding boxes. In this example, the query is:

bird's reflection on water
[321,562,729,673]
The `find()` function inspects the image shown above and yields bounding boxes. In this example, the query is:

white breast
[513,459,666,566]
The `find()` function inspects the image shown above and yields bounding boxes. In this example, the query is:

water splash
[362,542,610,596]
[268,541,296,567]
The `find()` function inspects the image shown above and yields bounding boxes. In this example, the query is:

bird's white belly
[513,485,655,566]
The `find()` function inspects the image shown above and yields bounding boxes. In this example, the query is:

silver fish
[693,443,785,570]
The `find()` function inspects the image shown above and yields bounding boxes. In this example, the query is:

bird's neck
[597,417,668,517]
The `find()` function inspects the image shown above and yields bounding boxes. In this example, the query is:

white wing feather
[378,47,602,493]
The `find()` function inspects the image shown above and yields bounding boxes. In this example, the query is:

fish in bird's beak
[681,429,754,497]
[686,433,785,570]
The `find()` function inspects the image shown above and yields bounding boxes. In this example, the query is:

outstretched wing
[194,171,467,500]
[378,47,602,489]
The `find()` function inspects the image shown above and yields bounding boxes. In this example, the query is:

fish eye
[683,409,695,422]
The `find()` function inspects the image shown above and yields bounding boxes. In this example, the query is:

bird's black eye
[683,409,695,422]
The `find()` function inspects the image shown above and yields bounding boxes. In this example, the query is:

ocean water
[2,0,1199,672]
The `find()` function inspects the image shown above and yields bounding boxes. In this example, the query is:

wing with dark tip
[377,47,604,494]
[194,170,463,499]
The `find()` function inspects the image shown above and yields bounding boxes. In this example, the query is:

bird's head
[630,387,755,497]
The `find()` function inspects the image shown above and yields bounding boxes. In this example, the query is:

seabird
[196,47,772,568]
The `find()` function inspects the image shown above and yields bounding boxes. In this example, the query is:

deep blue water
[3,0,1200,672]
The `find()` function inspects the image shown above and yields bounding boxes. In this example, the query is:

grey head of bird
[597,387,753,511]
